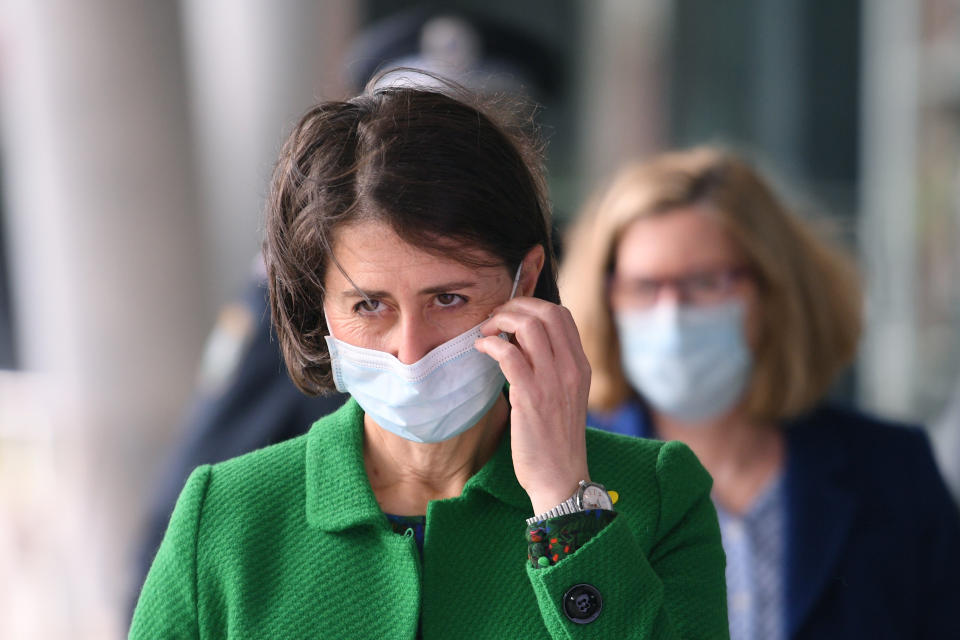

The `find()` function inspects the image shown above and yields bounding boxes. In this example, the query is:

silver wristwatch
[526,480,615,526]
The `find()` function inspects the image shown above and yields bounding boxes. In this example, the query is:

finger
[484,301,589,378]
[484,298,583,359]
[509,299,588,363]
[474,335,537,389]
[477,315,583,422]
[480,309,557,372]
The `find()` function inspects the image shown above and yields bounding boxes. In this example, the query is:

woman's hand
[475,297,592,516]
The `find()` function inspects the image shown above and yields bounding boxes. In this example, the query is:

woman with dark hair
[130,86,729,638]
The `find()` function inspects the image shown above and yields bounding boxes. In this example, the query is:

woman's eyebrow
[340,280,479,298]
[420,280,478,295]
[341,287,388,298]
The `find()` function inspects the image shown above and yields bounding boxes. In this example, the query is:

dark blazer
[588,401,960,639]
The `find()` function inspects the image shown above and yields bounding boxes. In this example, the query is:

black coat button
[562,583,602,624]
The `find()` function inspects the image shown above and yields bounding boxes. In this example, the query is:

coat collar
[783,410,856,638]
[305,398,530,532]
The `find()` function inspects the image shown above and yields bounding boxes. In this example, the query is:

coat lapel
[305,395,533,526]
[461,426,531,511]
[784,419,856,638]
[305,398,387,531]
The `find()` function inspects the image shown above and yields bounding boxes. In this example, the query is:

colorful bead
[525,509,617,569]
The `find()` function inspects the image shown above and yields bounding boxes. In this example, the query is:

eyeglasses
[609,267,751,309]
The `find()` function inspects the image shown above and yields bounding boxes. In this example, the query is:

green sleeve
[524,441,729,639]
[129,465,212,640]
[527,510,617,568]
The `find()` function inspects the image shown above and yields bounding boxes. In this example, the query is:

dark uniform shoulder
[789,404,952,518]
[790,403,931,466]
[210,398,356,479]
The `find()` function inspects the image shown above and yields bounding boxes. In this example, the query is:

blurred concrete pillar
[753,0,806,178]
[179,0,357,310]
[576,0,671,193]
[858,1,920,419]
[0,1,206,636]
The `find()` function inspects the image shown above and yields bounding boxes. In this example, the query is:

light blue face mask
[324,265,522,443]
[614,300,752,424]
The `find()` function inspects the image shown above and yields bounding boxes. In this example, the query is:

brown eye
[353,299,383,314]
[435,293,465,308]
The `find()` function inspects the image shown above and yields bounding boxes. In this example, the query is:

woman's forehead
[327,219,506,287]
[616,206,743,274]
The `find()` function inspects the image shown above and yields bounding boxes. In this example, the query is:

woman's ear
[519,245,546,297]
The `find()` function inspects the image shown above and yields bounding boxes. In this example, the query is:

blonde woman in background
[562,147,960,640]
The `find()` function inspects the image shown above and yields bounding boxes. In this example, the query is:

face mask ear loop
[492,264,525,343]
[323,307,337,339]
[508,263,523,300]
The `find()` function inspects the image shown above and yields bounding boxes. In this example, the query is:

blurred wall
[577,0,670,192]
[858,0,921,419]
[0,2,205,636]
[180,0,356,312]
[0,1,356,636]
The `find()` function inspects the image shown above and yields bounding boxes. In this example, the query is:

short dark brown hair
[265,85,557,395]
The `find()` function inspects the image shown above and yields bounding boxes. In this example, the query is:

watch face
[580,483,613,510]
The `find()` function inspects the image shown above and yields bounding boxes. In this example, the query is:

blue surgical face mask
[324,265,522,443]
[614,300,752,424]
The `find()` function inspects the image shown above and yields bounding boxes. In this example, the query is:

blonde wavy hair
[561,147,862,422]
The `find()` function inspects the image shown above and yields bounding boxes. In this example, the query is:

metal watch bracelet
[525,496,579,526]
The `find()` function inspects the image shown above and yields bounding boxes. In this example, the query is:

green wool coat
[131,399,728,639]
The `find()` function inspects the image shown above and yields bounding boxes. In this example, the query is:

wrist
[528,483,581,517]
[526,479,614,526]
[525,468,588,515]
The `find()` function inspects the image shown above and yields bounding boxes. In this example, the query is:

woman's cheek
[328,313,388,348]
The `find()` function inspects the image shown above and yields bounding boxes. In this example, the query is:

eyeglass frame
[607,266,753,309]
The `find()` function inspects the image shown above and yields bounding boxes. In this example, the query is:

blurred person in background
[132,5,561,605]
[561,147,960,640]
[130,84,728,638]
